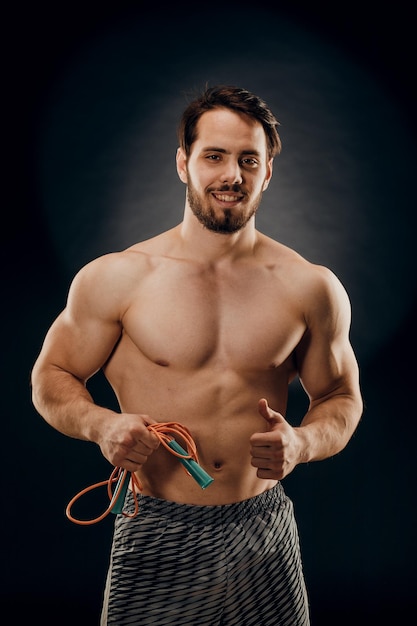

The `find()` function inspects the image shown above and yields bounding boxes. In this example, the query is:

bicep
[35,261,123,382]
[38,309,122,382]
[295,269,359,404]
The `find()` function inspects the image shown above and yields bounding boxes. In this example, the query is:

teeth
[215,194,240,202]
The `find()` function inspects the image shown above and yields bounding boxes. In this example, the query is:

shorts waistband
[123,482,286,525]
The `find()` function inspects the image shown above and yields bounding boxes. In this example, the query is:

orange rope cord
[148,422,200,462]
[66,422,200,525]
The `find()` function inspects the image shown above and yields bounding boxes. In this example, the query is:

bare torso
[102,227,309,504]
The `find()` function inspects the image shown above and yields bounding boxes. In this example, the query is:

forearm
[31,364,114,443]
[295,393,363,463]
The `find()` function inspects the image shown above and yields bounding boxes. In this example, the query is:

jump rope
[66,422,214,525]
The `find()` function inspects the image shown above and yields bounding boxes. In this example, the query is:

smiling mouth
[212,193,243,203]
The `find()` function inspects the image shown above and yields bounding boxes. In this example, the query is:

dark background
[3,1,417,624]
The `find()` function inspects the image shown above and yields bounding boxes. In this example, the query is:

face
[177,108,273,234]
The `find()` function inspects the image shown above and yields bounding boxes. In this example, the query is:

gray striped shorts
[101,483,310,625]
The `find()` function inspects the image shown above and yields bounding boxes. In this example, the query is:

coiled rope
[66,422,207,525]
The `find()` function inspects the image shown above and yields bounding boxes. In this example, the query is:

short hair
[177,85,282,160]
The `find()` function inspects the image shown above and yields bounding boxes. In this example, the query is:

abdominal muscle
[105,353,291,506]
[137,427,278,506]
[137,407,279,506]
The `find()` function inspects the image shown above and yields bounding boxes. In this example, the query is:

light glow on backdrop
[36,7,416,367]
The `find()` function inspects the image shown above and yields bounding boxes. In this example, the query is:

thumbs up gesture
[250,398,301,480]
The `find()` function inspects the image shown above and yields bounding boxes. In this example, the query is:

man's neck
[176,205,258,264]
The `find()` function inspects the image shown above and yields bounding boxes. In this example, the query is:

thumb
[258,398,287,429]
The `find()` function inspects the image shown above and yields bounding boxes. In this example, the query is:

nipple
[155,359,169,367]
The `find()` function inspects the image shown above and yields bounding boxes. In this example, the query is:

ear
[262,158,274,191]
[176,147,188,184]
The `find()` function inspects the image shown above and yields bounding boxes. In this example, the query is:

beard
[187,175,263,234]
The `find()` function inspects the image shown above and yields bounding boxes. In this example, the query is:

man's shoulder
[258,233,342,296]
[71,247,152,294]
[258,233,323,272]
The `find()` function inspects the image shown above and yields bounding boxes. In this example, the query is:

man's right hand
[98,413,160,471]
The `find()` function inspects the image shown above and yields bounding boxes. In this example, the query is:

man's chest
[121,266,306,370]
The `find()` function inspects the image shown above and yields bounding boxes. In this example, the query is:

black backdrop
[3,1,417,624]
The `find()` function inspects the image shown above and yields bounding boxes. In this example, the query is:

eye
[241,157,259,168]
[206,154,221,161]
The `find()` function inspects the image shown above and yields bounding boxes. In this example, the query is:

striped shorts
[101,483,310,625]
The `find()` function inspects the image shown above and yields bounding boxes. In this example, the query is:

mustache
[208,184,245,194]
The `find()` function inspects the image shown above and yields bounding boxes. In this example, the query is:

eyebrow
[202,146,262,157]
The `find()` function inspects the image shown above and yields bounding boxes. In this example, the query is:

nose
[220,159,243,185]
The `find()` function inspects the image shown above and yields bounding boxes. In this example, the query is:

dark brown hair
[177,85,282,159]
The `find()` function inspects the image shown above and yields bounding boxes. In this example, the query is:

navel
[213,461,223,471]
